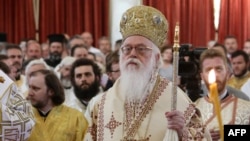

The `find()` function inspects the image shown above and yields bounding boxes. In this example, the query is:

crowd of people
[0,5,250,141]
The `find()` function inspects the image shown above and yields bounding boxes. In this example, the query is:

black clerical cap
[0,32,7,42]
[47,34,66,44]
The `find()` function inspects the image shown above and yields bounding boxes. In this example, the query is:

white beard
[119,56,156,102]
[61,78,72,88]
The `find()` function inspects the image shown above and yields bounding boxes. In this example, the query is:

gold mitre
[120,5,168,47]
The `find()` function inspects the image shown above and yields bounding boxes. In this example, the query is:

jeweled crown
[120,5,168,47]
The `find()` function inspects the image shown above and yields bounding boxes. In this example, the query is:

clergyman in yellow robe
[28,105,88,141]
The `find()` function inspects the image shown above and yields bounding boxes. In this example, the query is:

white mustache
[125,58,142,66]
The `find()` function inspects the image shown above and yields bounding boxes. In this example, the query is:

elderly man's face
[59,65,72,79]
[59,65,72,88]
[119,36,155,72]
[119,36,159,101]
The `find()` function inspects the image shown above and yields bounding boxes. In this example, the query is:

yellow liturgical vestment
[84,75,210,141]
[0,70,35,141]
[28,105,88,141]
[227,71,250,90]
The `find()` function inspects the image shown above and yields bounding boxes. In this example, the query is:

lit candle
[208,69,224,141]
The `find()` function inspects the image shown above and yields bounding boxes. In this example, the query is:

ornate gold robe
[28,105,88,141]
[15,74,29,98]
[84,75,209,141]
[0,70,35,141]
[227,71,250,90]
[195,95,250,131]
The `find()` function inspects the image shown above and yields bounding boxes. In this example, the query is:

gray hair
[25,58,51,75]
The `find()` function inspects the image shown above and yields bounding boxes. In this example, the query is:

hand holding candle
[208,69,224,141]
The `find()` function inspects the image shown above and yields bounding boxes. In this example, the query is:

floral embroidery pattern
[105,112,122,138]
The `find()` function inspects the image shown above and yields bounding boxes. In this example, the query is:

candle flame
[208,69,216,84]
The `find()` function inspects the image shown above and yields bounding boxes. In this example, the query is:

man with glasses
[104,50,120,91]
[84,5,210,141]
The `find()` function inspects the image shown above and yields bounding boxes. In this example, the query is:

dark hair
[98,36,111,45]
[26,40,41,50]
[160,44,173,62]
[0,54,8,61]
[22,58,35,73]
[115,39,122,49]
[200,49,228,70]
[212,43,227,55]
[5,43,22,52]
[70,45,88,56]
[231,50,249,63]
[0,61,10,74]
[160,45,172,53]
[67,34,84,49]
[87,52,96,61]
[30,69,65,105]
[224,35,237,40]
[105,50,119,72]
[70,58,101,83]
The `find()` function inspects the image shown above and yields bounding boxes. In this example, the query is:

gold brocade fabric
[196,95,250,131]
[15,75,29,98]
[28,105,88,141]
[84,76,209,141]
[120,5,168,47]
[227,72,250,90]
[0,70,35,141]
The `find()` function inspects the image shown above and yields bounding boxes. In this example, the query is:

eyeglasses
[120,45,152,55]
[111,69,120,73]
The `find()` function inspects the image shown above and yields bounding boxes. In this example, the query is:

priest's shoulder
[88,92,105,107]
[237,97,250,108]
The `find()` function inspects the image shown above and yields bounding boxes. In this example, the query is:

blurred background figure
[70,45,88,59]
[0,32,7,54]
[159,45,173,81]
[114,39,122,51]
[104,50,120,91]
[98,36,112,56]
[224,35,238,59]
[81,32,102,55]
[45,34,66,68]
[0,54,17,81]
[67,35,85,55]
[25,40,42,60]
[41,43,50,59]
[5,44,28,95]
[54,56,76,90]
